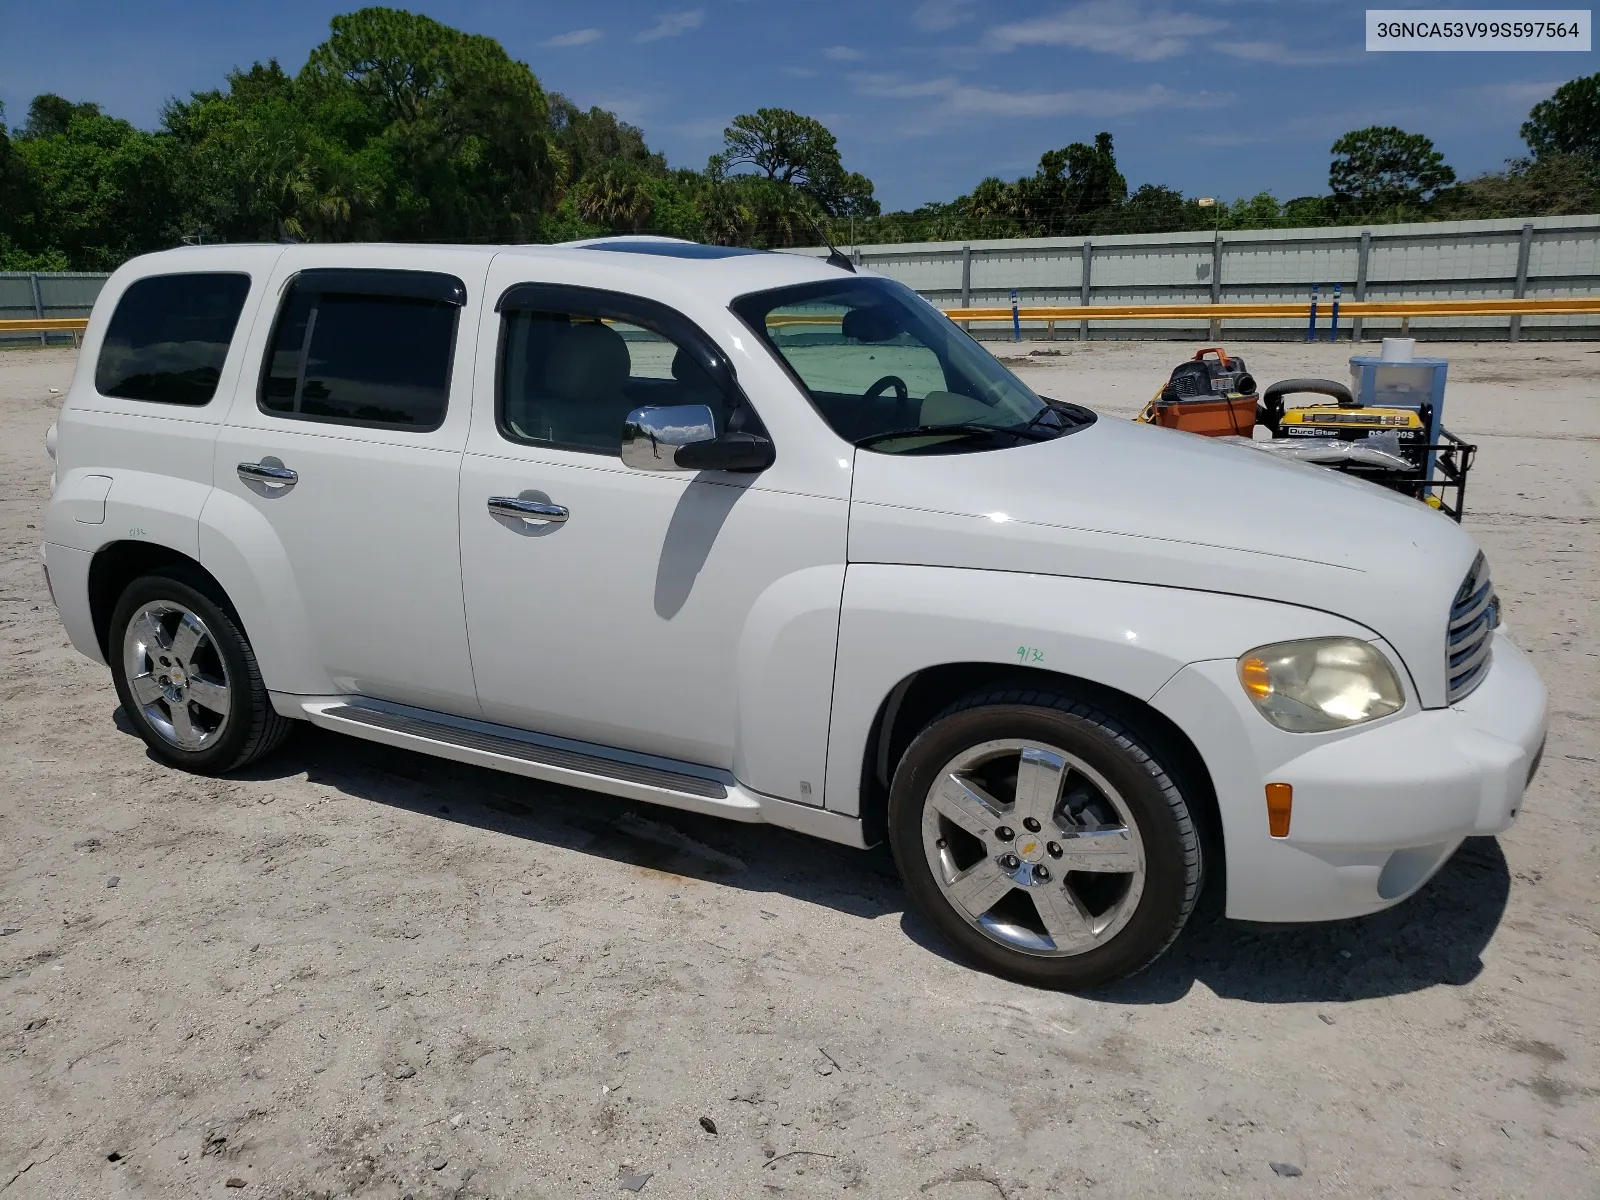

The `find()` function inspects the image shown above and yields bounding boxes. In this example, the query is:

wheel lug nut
[1047,842,1063,858]
[1023,817,1041,833]
[1000,853,1020,871]
[995,826,1014,842]
[1033,865,1050,882]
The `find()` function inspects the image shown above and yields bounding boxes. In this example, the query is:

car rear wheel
[888,689,1203,990]
[109,569,293,774]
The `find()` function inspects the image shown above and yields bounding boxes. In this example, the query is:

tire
[888,688,1203,990]
[108,567,294,774]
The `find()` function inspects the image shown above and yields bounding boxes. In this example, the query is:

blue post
[1010,289,1021,342]
[1328,283,1342,342]
[1305,284,1320,342]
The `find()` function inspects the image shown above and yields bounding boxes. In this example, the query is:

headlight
[1237,638,1404,732]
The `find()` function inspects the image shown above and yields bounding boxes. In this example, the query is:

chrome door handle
[488,496,569,525]
[237,461,298,488]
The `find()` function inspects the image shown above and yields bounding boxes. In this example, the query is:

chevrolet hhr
[40,238,1548,988]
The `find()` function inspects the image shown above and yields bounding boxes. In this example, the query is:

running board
[294,699,868,848]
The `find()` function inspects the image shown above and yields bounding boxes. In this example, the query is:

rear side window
[95,273,251,406]
[260,270,463,431]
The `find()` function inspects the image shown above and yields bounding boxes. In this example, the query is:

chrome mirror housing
[621,404,717,472]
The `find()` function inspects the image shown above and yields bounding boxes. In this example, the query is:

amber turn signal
[1239,655,1272,700]
[1265,782,1292,838]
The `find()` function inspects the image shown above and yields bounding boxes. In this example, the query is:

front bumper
[1152,629,1547,923]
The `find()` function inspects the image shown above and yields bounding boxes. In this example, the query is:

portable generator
[1253,376,1475,521]
[1258,379,1433,471]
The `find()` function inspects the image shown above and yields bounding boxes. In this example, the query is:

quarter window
[95,273,251,406]
[260,270,463,431]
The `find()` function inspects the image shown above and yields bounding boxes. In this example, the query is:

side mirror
[622,405,774,473]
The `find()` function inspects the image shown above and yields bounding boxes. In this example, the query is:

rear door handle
[237,461,298,489]
[488,496,569,525]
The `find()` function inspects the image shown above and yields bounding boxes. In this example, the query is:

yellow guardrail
[943,297,1600,322]
[0,317,86,346]
[6,295,1599,340]
[0,318,89,332]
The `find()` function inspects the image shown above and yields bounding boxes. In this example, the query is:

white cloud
[677,116,730,140]
[825,45,865,61]
[852,73,961,100]
[914,0,978,32]
[979,2,1357,65]
[1470,80,1562,107]
[852,72,1231,123]
[982,3,1226,60]
[543,28,602,48]
[591,92,663,124]
[635,10,705,43]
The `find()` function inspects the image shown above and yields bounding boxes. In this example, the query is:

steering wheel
[863,375,909,401]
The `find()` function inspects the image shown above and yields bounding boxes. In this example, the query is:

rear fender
[197,487,329,695]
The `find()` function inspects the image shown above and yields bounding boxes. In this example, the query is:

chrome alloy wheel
[121,601,232,751]
[920,739,1146,956]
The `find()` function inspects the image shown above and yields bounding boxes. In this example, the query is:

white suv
[41,238,1548,989]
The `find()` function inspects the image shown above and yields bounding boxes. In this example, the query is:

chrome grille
[1447,553,1498,703]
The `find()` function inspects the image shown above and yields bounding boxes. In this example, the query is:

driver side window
[497,292,742,455]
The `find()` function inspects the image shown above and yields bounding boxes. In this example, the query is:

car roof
[117,238,859,307]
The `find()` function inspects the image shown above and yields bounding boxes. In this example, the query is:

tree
[549,94,663,191]
[1521,72,1600,164]
[298,6,560,241]
[11,104,183,269]
[163,61,368,244]
[1013,132,1127,235]
[1329,126,1455,214]
[709,108,878,218]
[19,94,104,140]
[1112,184,1193,234]
[953,132,1126,237]
[1434,154,1600,220]
[572,163,655,231]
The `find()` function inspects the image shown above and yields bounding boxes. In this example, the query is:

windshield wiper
[1015,406,1063,436]
[1038,396,1096,427]
[854,422,1046,449]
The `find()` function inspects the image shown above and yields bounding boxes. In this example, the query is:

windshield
[730,275,1092,454]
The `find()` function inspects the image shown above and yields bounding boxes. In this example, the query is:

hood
[847,417,1481,707]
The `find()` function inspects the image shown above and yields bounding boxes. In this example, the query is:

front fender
[821,564,1379,818]
[732,563,846,806]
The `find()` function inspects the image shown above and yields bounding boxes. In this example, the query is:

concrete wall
[796,214,1600,341]
[0,272,109,346]
[8,214,1599,348]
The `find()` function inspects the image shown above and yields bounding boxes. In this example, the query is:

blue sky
[1,1,1594,209]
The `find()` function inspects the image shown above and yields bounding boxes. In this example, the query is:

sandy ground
[2,340,1597,1200]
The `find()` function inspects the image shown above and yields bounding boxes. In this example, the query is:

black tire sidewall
[109,572,262,774]
[889,701,1198,990]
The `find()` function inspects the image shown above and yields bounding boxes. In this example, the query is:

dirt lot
[2,340,1596,1199]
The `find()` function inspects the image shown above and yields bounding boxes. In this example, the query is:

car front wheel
[888,689,1204,990]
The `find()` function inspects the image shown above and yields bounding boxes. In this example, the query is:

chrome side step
[292,698,868,848]
[324,703,731,798]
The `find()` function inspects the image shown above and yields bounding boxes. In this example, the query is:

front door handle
[488,496,569,525]
[237,461,298,489]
